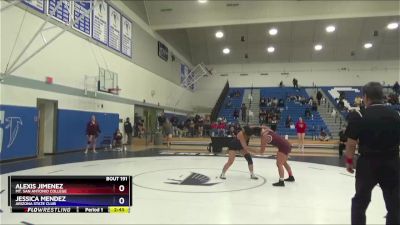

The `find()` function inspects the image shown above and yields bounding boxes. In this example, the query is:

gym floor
[0,140,386,224]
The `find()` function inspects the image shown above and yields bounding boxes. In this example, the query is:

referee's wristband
[346,157,353,165]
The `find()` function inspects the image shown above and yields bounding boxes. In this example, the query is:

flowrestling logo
[0,111,23,153]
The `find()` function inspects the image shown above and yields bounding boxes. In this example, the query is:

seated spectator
[304,108,311,119]
[266,97,272,106]
[260,97,266,107]
[113,129,123,148]
[277,99,285,108]
[285,115,293,128]
[217,121,226,137]
[308,97,313,105]
[271,117,278,131]
[229,91,235,98]
[210,122,218,137]
[319,128,330,141]
[312,100,318,111]
[233,109,239,120]
[225,98,232,108]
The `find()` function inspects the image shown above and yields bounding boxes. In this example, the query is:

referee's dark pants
[352,155,399,225]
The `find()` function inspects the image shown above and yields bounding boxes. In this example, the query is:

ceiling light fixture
[223,48,230,54]
[314,44,323,51]
[269,28,278,36]
[387,22,399,30]
[215,31,224,38]
[326,25,336,33]
[364,43,373,49]
[198,0,208,3]
[267,46,275,53]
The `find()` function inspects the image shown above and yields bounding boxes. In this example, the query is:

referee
[345,82,400,225]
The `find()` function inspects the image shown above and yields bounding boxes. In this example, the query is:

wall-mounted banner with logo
[22,0,45,13]
[158,41,168,62]
[108,5,121,52]
[72,0,92,37]
[121,16,132,58]
[92,0,108,45]
[0,105,38,161]
[47,0,71,25]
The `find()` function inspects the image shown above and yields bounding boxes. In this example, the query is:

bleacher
[260,87,330,137]
[217,88,244,122]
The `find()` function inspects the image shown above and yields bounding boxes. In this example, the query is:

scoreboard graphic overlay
[9,176,132,213]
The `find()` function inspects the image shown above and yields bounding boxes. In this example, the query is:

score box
[9,176,132,211]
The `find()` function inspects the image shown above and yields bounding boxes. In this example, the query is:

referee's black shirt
[346,104,400,158]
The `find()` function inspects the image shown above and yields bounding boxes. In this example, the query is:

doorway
[37,99,58,156]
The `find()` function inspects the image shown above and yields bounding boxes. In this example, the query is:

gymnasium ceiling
[121,0,400,65]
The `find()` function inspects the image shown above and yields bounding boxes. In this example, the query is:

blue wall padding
[56,109,119,152]
[0,105,38,161]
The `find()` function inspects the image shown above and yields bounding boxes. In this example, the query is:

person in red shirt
[85,115,101,154]
[295,117,307,152]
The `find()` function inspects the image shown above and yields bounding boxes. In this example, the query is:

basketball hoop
[108,88,121,95]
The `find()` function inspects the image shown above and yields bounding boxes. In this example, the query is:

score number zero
[106,177,129,205]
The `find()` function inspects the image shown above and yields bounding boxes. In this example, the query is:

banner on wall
[47,0,71,25]
[22,0,45,13]
[108,5,121,52]
[158,41,168,62]
[72,1,92,36]
[180,64,194,90]
[92,0,108,45]
[121,16,132,58]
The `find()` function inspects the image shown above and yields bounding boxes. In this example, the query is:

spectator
[331,109,337,118]
[271,117,278,131]
[137,119,145,138]
[158,112,166,128]
[318,128,330,141]
[295,117,307,152]
[305,108,311,119]
[241,103,247,122]
[260,97,266,107]
[279,81,284,88]
[272,97,278,107]
[225,98,232,108]
[163,119,173,147]
[338,99,345,111]
[85,115,101,154]
[316,90,323,105]
[277,98,285,108]
[233,109,239,120]
[338,126,347,157]
[210,121,218,137]
[293,78,298,89]
[285,115,293,128]
[123,117,133,145]
[113,129,123,149]
[266,97,272,106]
[393,81,400,94]
[312,100,318,111]
[217,121,226,136]
[339,91,345,101]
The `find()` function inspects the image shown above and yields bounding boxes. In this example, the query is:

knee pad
[244,153,253,165]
